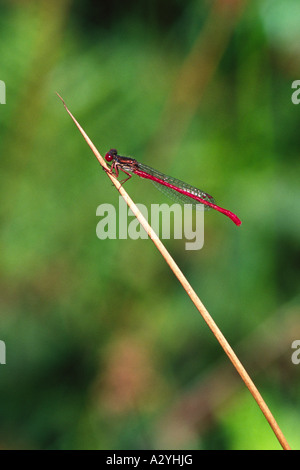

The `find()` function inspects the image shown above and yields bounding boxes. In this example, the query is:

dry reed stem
[57,93,291,451]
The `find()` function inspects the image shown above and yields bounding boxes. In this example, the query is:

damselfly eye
[105,149,117,162]
[105,152,113,162]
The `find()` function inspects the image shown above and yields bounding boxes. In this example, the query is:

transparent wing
[137,163,215,211]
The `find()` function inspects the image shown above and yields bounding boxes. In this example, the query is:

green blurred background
[1,0,300,450]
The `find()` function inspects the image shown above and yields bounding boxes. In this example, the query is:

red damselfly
[105,149,241,226]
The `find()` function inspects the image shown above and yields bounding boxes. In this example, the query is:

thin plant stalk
[57,93,291,451]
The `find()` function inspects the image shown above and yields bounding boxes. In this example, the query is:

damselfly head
[105,149,118,162]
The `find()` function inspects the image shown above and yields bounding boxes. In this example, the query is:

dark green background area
[0,0,299,450]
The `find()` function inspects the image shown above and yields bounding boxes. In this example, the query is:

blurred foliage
[0,0,300,450]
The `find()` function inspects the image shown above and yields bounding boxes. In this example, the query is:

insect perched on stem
[105,149,242,226]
